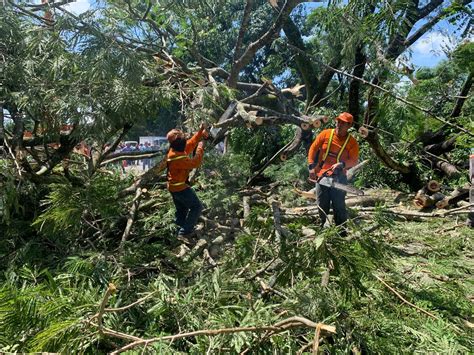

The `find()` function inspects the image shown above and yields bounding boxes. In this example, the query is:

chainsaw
[309,166,364,196]
[312,176,364,196]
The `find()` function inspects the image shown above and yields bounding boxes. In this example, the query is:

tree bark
[364,129,423,190]
[424,136,457,156]
[0,103,4,146]
[348,46,366,123]
[227,0,302,87]
[427,155,461,177]
[282,16,318,106]
[436,187,469,209]
[450,72,472,118]
[311,56,342,107]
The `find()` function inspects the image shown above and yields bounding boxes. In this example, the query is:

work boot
[177,232,197,246]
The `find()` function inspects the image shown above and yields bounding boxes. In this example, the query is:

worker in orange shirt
[308,112,359,232]
[166,123,208,239]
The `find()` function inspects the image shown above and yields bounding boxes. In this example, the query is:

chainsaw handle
[308,167,332,184]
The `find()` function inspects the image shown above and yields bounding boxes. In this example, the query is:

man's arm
[307,131,325,180]
[308,131,324,168]
[185,123,208,154]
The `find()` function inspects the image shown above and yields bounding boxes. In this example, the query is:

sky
[62,0,90,14]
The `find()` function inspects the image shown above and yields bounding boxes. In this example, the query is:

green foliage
[355,141,406,189]
[0,266,103,353]
[31,173,125,237]
[230,125,294,170]
[452,41,474,73]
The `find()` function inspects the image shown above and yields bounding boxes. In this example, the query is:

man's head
[335,112,353,137]
[167,129,186,152]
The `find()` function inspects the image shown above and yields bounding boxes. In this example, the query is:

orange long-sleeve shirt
[166,129,205,192]
[308,129,359,177]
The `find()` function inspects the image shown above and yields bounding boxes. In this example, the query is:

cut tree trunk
[427,155,461,177]
[424,136,457,156]
[436,186,470,209]
[413,181,444,209]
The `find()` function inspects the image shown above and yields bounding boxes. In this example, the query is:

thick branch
[404,10,444,48]
[385,0,426,60]
[0,103,4,145]
[282,16,318,106]
[417,0,444,18]
[227,0,303,87]
[348,46,367,122]
[426,155,460,177]
[121,188,144,246]
[110,316,335,354]
[450,72,472,118]
[233,0,254,62]
[364,130,410,174]
[311,56,341,107]
[7,1,55,26]
[99,149,164,167]
[119,158,167,197]
[34,130,80,176]
[240,103,314,128]
[423,136,457,156]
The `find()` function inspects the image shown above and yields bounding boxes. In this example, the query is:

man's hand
[330,162,344,171]
[309,169,316,181]
[200,123,210,139]
[198,141,205,149]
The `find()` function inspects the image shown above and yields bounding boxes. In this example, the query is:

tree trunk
[0,103,4,146]
[282,17,317,106]
[348,46,366,123]
[427,155,460,178]
[436,186,469,208]
[424,136,457,155]
[450,72,472,118]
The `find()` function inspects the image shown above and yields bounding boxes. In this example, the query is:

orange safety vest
[167,155,187,187]
[315,129,350,175]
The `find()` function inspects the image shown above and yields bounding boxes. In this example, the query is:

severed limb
[109,316,335,354]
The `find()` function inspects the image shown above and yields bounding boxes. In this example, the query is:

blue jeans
[170,187,203,235]
[315,174,348,227]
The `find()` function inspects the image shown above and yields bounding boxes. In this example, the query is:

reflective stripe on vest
[169,182,186,187]
[167,155,187,162]
[321,129,351,164]
[167,155,188,187]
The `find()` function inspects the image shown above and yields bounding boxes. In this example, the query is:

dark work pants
[170,187,203,235]
[315,174,348,227]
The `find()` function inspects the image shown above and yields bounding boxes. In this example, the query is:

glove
[330,162,344,171]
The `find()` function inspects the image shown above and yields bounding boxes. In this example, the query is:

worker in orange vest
[166,123,208,239]
[308,112,359,232]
